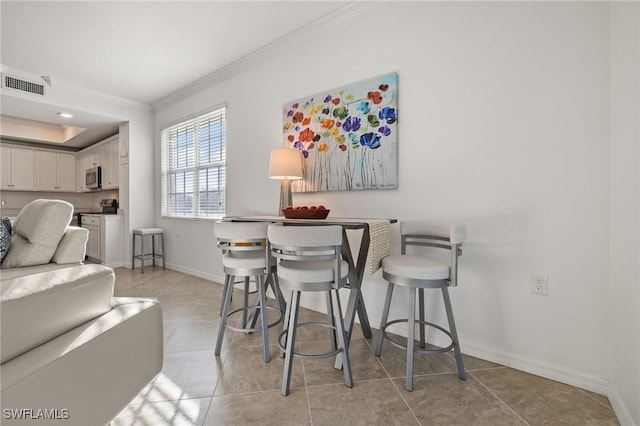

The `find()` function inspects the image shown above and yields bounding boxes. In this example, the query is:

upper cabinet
[75,135,119,191]
[100,139,119,189]
[2,135,119,193]
[35,151,76,192]
[1,146,35,191]
[76,150,98,192]
[76,151,89,192]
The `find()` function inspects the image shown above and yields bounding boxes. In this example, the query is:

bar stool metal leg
[331,288,353,388]
[132,233,136,270]
[281,291,301,396]
[279,290,293,359]
[406,287,416,391]
[443,287,466,380]
[326,292,337,352]
[242,277,250,329]
[140,234,145,273]
[375,282,394,356]
[215,274,235,355]
[220,274,234,317]
[161,233,166,269]
[257,275,270,362]
[419,288,426,349]
[152,235,156,267]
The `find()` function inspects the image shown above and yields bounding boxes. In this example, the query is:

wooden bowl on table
[282,208,330,219]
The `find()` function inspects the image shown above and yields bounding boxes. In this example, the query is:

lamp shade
[268,148,303,180]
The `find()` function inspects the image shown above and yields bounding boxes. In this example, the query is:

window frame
[160,106,226,220]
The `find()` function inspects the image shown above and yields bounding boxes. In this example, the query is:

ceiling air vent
[1,73,46,97]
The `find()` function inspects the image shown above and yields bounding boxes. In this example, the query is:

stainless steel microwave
[86,166,101,189]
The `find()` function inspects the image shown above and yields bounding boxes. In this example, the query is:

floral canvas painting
[283,73,398,192]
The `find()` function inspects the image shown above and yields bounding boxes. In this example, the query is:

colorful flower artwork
[282,73,398,192]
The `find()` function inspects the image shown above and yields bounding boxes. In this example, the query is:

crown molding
[152,1,380,111]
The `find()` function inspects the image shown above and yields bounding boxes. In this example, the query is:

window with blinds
[161,107,226,218]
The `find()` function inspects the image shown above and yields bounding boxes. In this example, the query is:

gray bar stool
[268,223,353,396]
[214,221,283,363]
[374,221,467,391]
[132,228,165,273]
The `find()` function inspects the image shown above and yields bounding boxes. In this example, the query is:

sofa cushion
[0,218,11,263]
[52,226,89,265]
[0,264,115,364]
[1,200,73,268]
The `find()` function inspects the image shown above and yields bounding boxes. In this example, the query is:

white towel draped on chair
[330,218,391,274]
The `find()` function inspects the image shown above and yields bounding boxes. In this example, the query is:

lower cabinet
[101,215,123,267]
[86,224,101,260]
[80,214,123,267]
[81,215,101,261]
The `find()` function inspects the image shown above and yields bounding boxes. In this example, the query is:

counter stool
[132,228,165,273]
[268,223,353,396]
[214,221,283,363]
[374,221,467,391]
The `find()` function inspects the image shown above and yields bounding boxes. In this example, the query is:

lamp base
[279,179,292,215]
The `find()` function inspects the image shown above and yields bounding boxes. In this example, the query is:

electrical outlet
[530,274,549,296]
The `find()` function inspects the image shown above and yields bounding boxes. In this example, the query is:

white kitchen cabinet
[35,151,76,192]
[57,153,76,191]
[101,214,123,267]
[87,225,101,260]
[101,140,119,189]
[76,152,89,192]
[80,214,123,267]
[76,137,119,191]
[81,215,101,260]
[1,146,35,191]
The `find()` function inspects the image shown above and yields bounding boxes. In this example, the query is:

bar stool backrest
[268,224,344,287]
[214,221,269,250]
[400,221,466,287]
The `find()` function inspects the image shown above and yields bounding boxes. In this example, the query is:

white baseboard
[381,319,610,392]
[164,262,224,284]
[608,383,638,426]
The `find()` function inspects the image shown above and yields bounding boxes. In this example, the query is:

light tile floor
[111,266,619,426]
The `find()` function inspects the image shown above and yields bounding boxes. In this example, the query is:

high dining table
[229,215,396,368]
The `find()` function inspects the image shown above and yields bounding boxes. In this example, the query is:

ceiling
[0,1,347,150]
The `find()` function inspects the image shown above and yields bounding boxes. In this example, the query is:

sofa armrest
[52,227,89,265]
[1,298,163,426]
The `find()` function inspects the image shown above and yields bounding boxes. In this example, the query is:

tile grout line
[300,343,315,426]
[576,388,616,413]
[468,371,531,426]
[362,336,422,425]
[200,306,234,425]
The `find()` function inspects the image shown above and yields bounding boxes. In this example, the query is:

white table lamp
[269,147,303,215]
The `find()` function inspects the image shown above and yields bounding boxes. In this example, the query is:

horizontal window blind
[161,107,226,218]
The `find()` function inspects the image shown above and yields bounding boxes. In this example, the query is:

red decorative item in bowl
[283,206,330,219]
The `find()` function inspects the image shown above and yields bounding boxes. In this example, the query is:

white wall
[608,2,640,425]
[155,0,618,399]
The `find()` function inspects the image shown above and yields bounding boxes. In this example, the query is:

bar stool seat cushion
[382,255,450,281]
[133,228,164,235]
[277,259,349,283]
[222,251,266,269]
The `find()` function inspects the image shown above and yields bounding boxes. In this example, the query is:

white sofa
[1,200,163,425]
